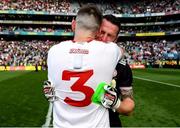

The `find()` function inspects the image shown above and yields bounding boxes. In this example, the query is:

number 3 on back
[62,70,94,107]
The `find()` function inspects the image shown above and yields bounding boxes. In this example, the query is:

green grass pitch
[0,69,180,127]
[0,71,49,127]
[121,68,180,127]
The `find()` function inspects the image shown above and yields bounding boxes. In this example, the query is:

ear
[97,29,101,35]
[71,19,76,32]
[113,33,119,42]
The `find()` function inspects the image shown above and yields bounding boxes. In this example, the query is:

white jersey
[47,40,122,128]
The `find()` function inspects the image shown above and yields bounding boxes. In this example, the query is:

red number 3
[62,70,94,107]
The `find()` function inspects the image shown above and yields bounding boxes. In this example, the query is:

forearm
[92,80,135,115]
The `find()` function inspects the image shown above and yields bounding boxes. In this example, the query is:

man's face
[98,19,119,43]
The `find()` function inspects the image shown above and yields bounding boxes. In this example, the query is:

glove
[101,80,121,111]
[43,80,57,102]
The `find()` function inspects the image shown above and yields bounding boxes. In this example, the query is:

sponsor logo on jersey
[69,48,89,54]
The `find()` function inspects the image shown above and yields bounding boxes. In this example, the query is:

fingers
[43,86,53,94]
[104,85,116,96]
[43,80,52,86]
[111,79,116,88]
[43,80,56,102]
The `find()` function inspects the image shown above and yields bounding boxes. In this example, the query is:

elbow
[123,104,135,116]
[127,100,135,116]
[124,107,135,116]
[117,98,135,116]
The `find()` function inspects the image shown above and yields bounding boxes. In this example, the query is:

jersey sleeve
[114,62,133,88]
[116,46,123,63]
[47,45,57,83]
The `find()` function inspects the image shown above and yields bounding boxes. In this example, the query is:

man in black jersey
[98,15,135,127]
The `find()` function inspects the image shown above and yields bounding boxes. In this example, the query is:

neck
[74,30,96,42]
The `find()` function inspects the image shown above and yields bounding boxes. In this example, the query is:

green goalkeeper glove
[92,79,121,111]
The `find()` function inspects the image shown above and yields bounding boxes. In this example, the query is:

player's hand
[101,80,121,111]
[43,80,57,102]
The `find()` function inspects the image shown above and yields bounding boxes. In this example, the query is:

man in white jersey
[47,4,122,128]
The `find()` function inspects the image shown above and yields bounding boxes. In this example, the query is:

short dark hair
[103,15,120,33]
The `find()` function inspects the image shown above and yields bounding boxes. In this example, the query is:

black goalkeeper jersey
[109,59,133,127]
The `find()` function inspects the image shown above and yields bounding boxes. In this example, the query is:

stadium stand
[0,0,179,70]
[0,1,180,128]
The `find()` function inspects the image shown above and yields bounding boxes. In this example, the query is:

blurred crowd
[0,39,179,67]
[0,0,179,14]
[0,0,179,67]
[115,0,180,14]
[118,40,180,65]
[0,25,72,33]
[120,25,180,34]
[0,25,179,34]
[0,40,57,67]
[0,0,71,13]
